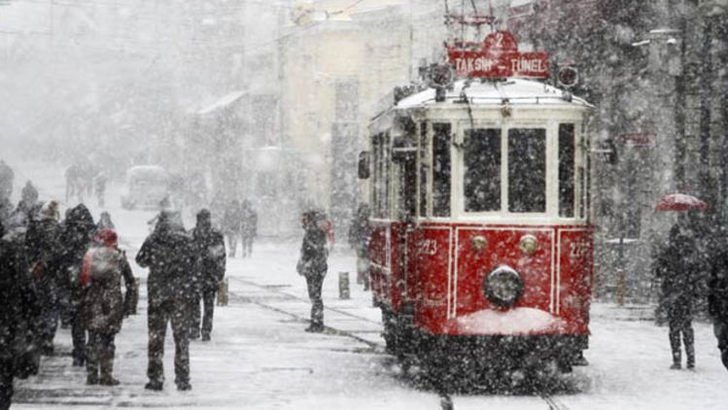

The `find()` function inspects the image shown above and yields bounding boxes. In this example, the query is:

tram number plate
[569,240,590,260]
[420,239,438,256]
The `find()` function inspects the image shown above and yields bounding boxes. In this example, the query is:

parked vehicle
[121,166,169,210]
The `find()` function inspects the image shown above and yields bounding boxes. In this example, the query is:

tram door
[392,138,417,300]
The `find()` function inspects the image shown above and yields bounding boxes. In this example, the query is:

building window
[464,128,501,212]
[508,128,546,213]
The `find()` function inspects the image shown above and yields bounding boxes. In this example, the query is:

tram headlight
[519,234,538,256]
[483,266,524,308]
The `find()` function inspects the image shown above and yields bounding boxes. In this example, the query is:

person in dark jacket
[25,200,63,355]
[347,203,371,290]
[655,223,699,369]
[1,220,42,410]
[240,200,257,258]
[222,200,242,257]
[136,211,195,391]
[189,209,226,341]
[59,203,96,366]
[79,228,135,386]
[709,229,728,371]
[296,209,329,333]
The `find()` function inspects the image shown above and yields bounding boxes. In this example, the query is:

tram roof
[395,78,592,110]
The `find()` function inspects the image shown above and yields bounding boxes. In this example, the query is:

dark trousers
[191,288,216,338]
[714,320,728,370]
[39,303,58,353]
[305,274,324,327]
[147,299,190,386]
[86,331,116,380]
[71,309,86,363]
[241,236,254,257]
[0,358,12,410]
[668,312,695,366]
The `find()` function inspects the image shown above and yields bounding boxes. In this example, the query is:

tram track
[227,276,571,410]
[226,277,385,352]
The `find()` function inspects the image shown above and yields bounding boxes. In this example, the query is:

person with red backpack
[79,229,136,386]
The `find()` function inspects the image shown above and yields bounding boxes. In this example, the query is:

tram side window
[419,122,429,217]
[372,133,389,219]
[432,123,451,217]
[464,129,501,212]
[508,128,546,213]
[558,124,575,218]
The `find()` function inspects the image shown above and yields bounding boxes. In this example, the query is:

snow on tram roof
[395,78,592,109]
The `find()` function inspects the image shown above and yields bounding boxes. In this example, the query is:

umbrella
[655,193,708,212]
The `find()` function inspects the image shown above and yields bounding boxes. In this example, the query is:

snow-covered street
[3,160,728,409]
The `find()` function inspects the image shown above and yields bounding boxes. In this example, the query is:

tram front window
[433,123,451,217]
[464,128,501,212]
[508,128,546,213]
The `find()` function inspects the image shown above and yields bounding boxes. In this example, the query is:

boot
[99,377,120,386]
[670,349,681,369]
[99,352,118,386]
[145,380,163,391]
[305,323,324,333]
[686,346,695,370]
[86,373,99,385]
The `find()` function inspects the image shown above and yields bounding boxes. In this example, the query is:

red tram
[361,30,595,379]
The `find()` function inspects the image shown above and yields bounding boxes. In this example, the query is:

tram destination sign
[447,31,549,79]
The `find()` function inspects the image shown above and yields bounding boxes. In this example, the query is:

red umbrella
[655,193,708,212]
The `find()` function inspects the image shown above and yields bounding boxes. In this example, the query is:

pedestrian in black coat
[296,209,329,333]
[1,220,42,410]
[189,209,225,341]
[708,229,728,371]
[655,223,699,369]
[24,200,63,355]
[59,203,96,366]
[136,211,195,391]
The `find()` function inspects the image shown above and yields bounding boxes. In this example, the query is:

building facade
[497,0,728,303]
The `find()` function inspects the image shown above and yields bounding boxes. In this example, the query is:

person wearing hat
[79,228,135,386]
[136,211,196,391]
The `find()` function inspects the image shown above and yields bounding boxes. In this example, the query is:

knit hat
[39,200,60,221]
[95,228,118,247]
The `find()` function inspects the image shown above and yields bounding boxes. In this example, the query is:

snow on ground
[7,160,728,409]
